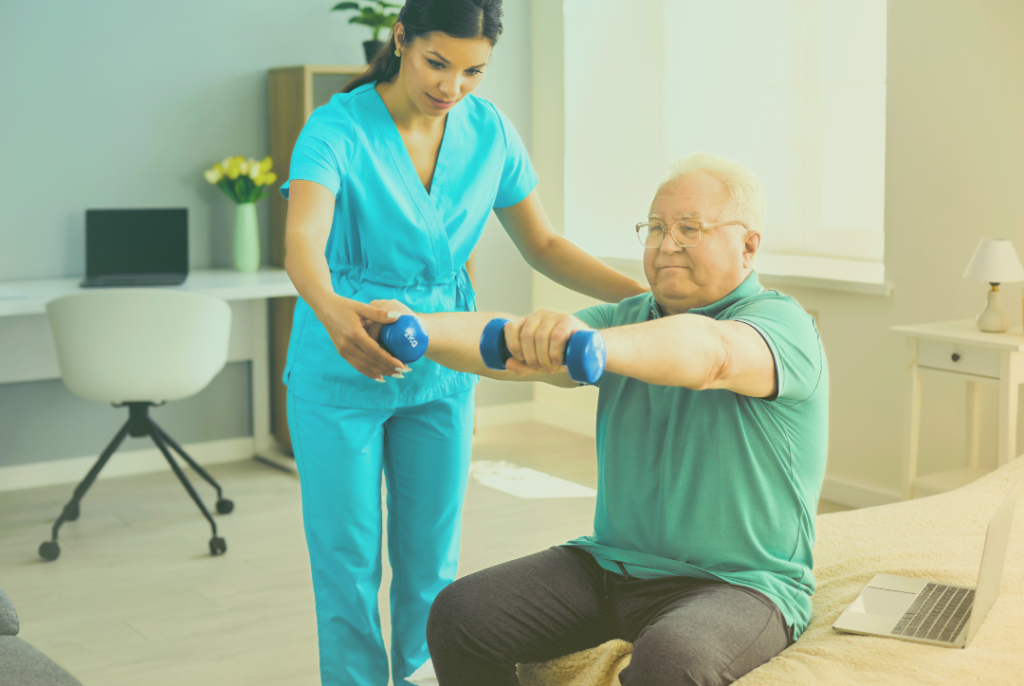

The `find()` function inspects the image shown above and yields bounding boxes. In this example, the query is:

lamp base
[976,284,1010,333]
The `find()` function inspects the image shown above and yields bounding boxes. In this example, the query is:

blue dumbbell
[479,317,606,385]
[379,315,429,364]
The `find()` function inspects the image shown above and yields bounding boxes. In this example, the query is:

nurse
[281,1,647,684]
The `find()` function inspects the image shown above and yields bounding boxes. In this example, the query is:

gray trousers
[426,546,792,686]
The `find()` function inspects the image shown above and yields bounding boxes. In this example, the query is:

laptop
[82,208,188,287]
[832,479,1018,648]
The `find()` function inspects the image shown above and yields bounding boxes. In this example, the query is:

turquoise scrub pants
[287,389,475,686]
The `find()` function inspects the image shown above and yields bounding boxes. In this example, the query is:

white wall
[529,0,1024,502]
[0,0,534,470]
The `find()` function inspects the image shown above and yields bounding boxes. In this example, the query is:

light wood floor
[0,422,849,685]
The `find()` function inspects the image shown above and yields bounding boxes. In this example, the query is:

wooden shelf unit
[267,65,365,454]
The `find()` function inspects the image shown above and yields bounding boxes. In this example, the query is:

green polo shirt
[564,270,828,639]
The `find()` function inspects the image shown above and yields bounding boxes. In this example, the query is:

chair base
[39,402,233,561]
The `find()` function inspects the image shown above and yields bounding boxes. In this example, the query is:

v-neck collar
[363,82,460,211]
[357,82,458,279]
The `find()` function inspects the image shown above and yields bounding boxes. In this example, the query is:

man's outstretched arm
[503,309,777,398]
[369,300,578,388]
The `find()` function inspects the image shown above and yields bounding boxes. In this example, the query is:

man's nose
[659,232,683,253]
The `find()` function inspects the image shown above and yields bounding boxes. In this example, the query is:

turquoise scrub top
[281,82,538,408]
[566,272,829,639]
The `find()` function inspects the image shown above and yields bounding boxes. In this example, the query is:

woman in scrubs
[282,1,647,684]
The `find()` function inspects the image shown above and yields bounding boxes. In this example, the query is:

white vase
[233,203,260,273]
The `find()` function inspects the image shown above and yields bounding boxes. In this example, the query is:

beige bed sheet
[518,457,1024,686]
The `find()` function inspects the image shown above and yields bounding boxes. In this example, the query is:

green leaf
[331,2,361,11]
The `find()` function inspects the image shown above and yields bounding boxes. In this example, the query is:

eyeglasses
[635,219,750,249]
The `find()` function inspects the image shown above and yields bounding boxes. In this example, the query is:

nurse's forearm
[420,312,577,387]
[528,235,648,304]
[284,236,340,314]
[495,193,647,304]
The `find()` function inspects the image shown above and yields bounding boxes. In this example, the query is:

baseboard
[532,402,596,438]
[819,474,901,510]
[475,401,536,428]
[0,437,255,492]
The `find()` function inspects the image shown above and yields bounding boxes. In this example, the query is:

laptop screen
[85,208,188,277]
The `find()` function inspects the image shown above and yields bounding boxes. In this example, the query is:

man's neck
[654,270,753,316]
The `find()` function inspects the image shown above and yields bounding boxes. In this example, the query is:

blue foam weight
[379,315,429,364]
[564,330,606,385]
[480,318,513,370]
[479,317,606,384]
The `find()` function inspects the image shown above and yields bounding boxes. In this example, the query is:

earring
[395,49,402,57]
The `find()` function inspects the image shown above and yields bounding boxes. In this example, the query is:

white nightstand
[890,320,1024,500]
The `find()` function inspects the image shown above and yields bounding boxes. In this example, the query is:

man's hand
[504,309,593,375]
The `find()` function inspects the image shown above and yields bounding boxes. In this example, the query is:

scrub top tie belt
[329,263,476,313]
[453,266,476,313]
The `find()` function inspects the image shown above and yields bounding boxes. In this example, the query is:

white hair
[656,152,766,233]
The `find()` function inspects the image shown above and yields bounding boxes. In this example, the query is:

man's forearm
[421,312,523,381]
[601,315,725,389]
[421,312,578,387]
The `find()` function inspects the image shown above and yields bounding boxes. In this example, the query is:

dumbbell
[379,315,429,364]
[479,318,606,385]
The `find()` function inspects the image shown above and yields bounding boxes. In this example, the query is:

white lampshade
[963,238,1024,283]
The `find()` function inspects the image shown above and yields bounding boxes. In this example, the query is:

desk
[0,269,298,474]
[890,319,1024,500]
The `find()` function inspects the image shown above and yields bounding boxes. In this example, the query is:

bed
[518,456,1024,686]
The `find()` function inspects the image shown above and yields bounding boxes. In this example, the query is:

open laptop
[82,208,188,287]
[833,479,1018,648]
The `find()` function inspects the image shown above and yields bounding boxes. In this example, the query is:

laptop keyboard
[891,583,974,643]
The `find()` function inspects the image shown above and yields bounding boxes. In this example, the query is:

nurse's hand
[504,309,592,375]
[320,297,409,381]
[366,299,416,342]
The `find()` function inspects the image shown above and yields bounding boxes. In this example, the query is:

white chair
[39,289,233,561]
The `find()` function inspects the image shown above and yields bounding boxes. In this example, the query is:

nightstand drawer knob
[952,353,961,362]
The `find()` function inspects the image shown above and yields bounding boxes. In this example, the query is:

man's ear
[742,231,761,269]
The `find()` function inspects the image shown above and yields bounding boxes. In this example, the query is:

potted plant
[203,156,277,273]
[331,1,402,63]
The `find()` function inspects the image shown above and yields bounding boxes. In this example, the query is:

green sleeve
[728,295,824,403]
[574,303,617,330]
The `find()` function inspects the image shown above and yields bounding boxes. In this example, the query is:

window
[563,0,888,286]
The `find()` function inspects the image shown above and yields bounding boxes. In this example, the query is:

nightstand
[890,320,1024,500]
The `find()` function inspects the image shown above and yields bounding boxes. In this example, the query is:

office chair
[39,289,234,561]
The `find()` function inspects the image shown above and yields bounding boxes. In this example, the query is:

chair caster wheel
[209,537,227,556]
[39,541,60,561]
[64,503,80,521]
[216,498,234,514]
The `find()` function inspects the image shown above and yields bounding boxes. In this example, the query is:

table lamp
[963,238,1024,332]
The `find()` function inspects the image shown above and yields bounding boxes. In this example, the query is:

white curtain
[564,0,887,283]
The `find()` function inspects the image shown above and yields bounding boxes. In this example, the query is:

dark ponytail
[343,0,504,94]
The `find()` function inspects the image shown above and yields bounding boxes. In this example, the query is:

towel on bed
[519,456,1024,686]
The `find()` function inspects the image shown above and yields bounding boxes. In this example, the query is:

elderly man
[375,152,828,686]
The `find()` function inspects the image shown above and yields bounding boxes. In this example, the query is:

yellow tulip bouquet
[202,155,278,272]
[203,155,277,203]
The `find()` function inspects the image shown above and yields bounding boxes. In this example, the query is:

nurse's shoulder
[300,84,379,162]
[457,93,518,153]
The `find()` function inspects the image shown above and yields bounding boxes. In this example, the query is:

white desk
[0,269,298,473]
[890,319,1024,500]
